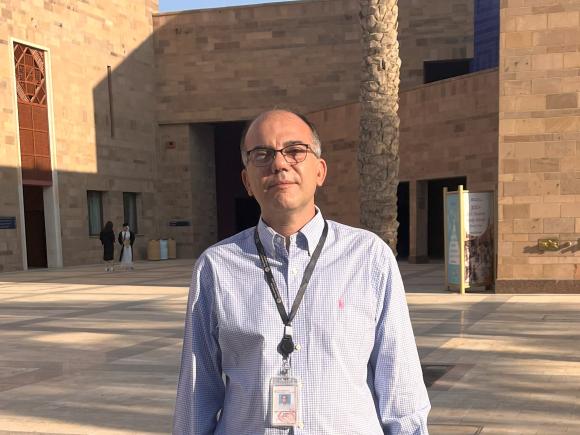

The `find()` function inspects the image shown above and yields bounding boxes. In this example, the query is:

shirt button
[292,267,298,275]
[294,343,301,351]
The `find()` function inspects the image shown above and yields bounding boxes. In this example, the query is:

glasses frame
[245,143,316,167]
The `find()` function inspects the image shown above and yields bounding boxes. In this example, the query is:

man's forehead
[245,110,311,145]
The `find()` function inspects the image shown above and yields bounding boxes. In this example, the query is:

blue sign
[0,217,16,230]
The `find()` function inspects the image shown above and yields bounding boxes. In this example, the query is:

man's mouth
[267,180,296,190]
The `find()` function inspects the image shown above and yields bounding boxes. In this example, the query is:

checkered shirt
[173,211,430,434]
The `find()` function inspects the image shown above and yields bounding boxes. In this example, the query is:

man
[173,110,430,434]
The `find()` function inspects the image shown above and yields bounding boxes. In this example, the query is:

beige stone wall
[157,124,195,257]
[157,123,218,258]
[0,24,23,271]
[309,103,361,226]
[189,125,219,256]
[497,0,580,291]
[0,0,159,269]
[399,69,499,189]
[153,0,473,124]
[0,168,21,272]
[399,0,474,87]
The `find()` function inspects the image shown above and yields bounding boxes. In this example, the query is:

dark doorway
[214,121,260,240]
[396,182,410,259]
[236,197,261,233]
[427,177,467,259]
[23,185,48,268]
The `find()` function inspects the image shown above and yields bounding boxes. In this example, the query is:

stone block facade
[497,0,580,292]
[153,0,474,124]
[157,123,218,257]
[308,103,361,227]
[399,0,474,86]
[0,0,158,270]
[0,167,21,272]
[399,69,499,191]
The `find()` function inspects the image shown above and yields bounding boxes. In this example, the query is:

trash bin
[168,238,177,259]
[160,239,169,260]
[147,240,161,261]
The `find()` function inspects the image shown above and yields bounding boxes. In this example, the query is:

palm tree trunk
[359,0,401,254]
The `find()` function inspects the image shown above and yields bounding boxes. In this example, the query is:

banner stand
[444,185,494,294]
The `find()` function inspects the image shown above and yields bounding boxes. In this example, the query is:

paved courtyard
[0,259,579,434]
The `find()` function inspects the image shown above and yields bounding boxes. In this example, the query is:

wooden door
[23,186,48,268]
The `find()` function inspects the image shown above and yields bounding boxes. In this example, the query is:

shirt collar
[256,207,325,258]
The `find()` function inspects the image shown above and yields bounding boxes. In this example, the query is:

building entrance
[214,121,260,241]
[23,185,48,268]
[397,182,410,259]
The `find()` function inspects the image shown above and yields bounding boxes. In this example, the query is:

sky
[158,0,299,13]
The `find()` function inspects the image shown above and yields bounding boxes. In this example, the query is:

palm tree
[358,0,401,254]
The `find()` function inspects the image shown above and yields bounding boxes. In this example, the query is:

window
[423,59,472,84]
[87,191,103,236]
[14,43,52,185]
[123,192,138,234]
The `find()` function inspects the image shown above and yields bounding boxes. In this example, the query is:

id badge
[270,375,302,427]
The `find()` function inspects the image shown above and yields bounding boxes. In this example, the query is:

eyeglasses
[245,143,315,167]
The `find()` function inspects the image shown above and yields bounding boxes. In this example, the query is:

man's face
[241,111,327,221]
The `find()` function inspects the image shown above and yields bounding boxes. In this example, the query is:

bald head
[240,110,321,166]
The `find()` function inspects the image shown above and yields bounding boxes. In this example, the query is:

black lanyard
[254,220,328,359]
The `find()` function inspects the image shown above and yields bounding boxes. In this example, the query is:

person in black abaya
[99,221,115,272]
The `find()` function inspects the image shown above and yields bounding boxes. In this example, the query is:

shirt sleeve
[369,246,431,435]
[173,255,225,435]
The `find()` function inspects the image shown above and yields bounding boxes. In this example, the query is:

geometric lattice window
[14,43,52,185]
[14,44,47,106]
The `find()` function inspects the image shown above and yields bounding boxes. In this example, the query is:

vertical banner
[445,192,461,287]
[464,192,494,286]
[445,187,494,293]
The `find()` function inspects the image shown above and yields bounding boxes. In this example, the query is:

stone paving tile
[1,259,580,434]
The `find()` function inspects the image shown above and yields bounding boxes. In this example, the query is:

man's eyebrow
[247,145,273,151]
[249,141,305,149]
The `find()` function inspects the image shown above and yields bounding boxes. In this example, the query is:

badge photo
[270,376,302,427]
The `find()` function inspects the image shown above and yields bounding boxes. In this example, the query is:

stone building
[0,0,578,292]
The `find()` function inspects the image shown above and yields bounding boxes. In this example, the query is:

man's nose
[270,150,289,172]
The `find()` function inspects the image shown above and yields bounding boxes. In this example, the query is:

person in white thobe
[118,223,135,270]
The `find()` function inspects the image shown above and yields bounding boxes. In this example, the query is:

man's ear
[241,168,253,196]
[316,158,327,187]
